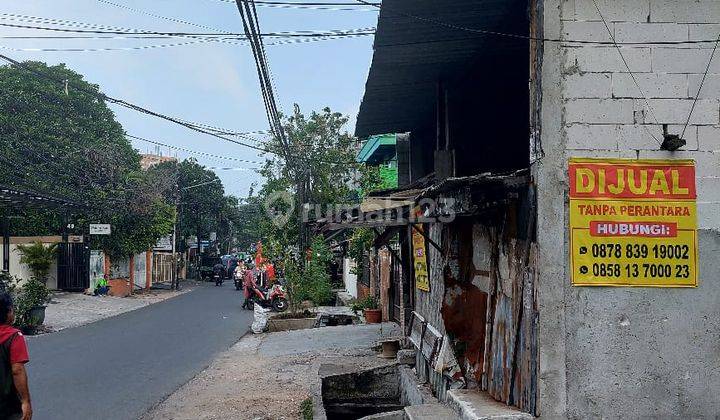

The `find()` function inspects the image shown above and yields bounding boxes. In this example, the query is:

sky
[0,0,378,197]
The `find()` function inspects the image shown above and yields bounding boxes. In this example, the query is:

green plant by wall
[12,278,52,328]
[300,397,313,420]
[16,241,58,285]
[284,237,334,310]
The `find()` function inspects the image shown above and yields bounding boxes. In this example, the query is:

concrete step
[446,390,534,420]
[404,403,456,420]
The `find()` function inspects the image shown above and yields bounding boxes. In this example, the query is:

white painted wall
[0,239,60,290]
[342,257,358,298]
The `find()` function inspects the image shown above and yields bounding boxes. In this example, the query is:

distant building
[357,133,398,189]
[140,154,176,170]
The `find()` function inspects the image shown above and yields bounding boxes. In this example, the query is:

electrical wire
[127,134,265,165]
[212,0,380,10]
[0,52,360,166]
[681,32,720,140]
[0,39,212,52]
[352,0,720,46]
[0,21,375,38]
[590,0,661,146]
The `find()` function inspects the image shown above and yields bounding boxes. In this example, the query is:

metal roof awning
[0,186,87,211]
[316,170,529,231]
[355,0,529,138]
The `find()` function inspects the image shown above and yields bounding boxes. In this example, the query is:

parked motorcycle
[245,283,288,312]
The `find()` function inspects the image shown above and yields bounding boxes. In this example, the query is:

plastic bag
[251,304,271,334]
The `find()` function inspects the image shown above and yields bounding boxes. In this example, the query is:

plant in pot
[361,295,381,324]
[14,277,52,335]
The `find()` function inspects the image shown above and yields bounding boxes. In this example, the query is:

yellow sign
[569,158,697,287]
[412,222,430,292]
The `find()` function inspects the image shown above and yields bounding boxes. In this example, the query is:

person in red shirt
[0,292,31,420]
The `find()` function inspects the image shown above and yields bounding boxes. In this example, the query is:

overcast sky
[0,0,378,197]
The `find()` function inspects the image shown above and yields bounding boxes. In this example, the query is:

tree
[254,106,366,254]
[0,61,174,257]
[151,159,226,252]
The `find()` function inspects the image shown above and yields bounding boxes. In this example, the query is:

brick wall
[535,1,720,417]
[561,0,720,226]
[561,0,720,229]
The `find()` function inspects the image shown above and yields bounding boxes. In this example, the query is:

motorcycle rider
[212,262,224,285]
[241,263,257,309]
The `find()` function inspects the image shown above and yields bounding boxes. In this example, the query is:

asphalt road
[25,283,253,420]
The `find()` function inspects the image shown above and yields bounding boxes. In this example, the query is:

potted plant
[13,277,52,334]
[16,241,58,286]
[361,295,381,324]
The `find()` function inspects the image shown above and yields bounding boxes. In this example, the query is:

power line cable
[127,134,264,164]
[0,52,359,165]
[681,32,720,140]
[351,0,720,46]
[0,20,375,38]
[590,0,660,146]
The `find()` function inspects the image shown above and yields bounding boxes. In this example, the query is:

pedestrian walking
[0,293,31,420]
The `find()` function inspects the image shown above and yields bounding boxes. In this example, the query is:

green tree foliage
[150,159,227,251]
[0,61,174,257]
[285,236,333,309]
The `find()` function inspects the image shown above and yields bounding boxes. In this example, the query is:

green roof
[356,133,397,164]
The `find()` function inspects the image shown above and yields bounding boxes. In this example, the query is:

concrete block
[404,404,455,420]
[360,411,405,420]
[697,177,720,202]
[576,0,650,22]
[639,150,720,176]
[564,73,612,98]
[566,124,619,150]
[562,21,613,43]
[651,0,720,23]
[445,389,533,420]
[615,22,689,43]
[561,0,576,20]
[565,99,635,124]
[613,73,688,98]
[697,202,720,230]
[397,349,416,366]
[698,125,720,151]
[640,99,719,125]
[689,24,720,41]
[616,124,700,150]
[689,74,720,100]
[652,47,720,73]
[566,46,651,73]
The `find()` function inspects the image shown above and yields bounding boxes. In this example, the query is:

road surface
[25,283,252,420]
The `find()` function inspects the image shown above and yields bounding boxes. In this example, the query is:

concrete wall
[537,0,720,417]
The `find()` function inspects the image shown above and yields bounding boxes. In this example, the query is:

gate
[152,253,173,284]
[57,242,89,291]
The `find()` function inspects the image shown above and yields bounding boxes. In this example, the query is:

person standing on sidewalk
[0,293,31,420]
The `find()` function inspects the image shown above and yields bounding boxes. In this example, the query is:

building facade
[351,0,720,417]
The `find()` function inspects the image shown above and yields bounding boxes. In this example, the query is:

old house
[345,0,720,418]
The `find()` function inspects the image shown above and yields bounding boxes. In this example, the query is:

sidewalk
[145,323,400,420]
[42,283,194,332]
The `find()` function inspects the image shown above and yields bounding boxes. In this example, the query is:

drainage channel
[321,365,405,420]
